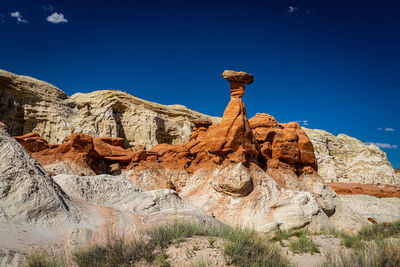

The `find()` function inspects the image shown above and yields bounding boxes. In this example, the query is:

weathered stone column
[204,70,259,163]
[222,70,254,99]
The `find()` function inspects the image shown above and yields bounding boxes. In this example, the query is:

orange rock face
[328,182,400,198]
[129,71,260,173]
[129,71,318,178]
[249,113,318,174]
[14,70,319,183]
[14,132,133,175]
[14,133,49,152]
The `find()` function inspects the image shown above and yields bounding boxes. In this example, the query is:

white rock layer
[303,128,400,185]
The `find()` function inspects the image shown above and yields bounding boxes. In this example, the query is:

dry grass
[72,220,292,267]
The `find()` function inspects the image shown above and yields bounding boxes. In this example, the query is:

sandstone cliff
[2,69,398,187]
[303,128,400,185]
[0,69,219,148]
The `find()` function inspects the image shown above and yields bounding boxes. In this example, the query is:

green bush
[22,251,64,267]
[288,235,320,254]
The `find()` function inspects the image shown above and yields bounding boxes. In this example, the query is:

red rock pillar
[205,70,259,163]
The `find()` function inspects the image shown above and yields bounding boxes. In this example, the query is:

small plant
[191,257,213,267]
[339,233,364,249]
[208,236,215,247]
[288,235,320,254]
[153,250,171,267]
[270,229,309,242]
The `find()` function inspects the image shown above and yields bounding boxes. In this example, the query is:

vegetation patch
[288,235,320,254]
[322,239,400,267]
[72,220,291,267]
[22,251,65,267]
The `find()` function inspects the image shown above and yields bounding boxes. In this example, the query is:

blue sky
[1,0,399,167]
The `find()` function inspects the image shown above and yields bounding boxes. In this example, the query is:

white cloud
[295,120,309,126]
[10,11,28,23]
[366,142,398,149]
[287,6,298,14]
[47,12,68,24]
[377,127,395,132]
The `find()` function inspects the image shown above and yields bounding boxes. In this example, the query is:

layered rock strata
[0,69,219,148]
[328,182,400,198]
[2,69,398,188]
[304,128,400,185]
[127,71,367,232]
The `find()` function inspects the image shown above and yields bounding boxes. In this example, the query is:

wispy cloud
[366,142,398,149]
[42,5,54,13]
[287,6,298,14]
[377,127,395,132]
[295,120,309,126]
[10,11,28,23]
[47,12,68,24]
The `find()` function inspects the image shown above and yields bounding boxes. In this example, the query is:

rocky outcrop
[127,71,367,232]
[14,132,134,175]
[339,195,400,223]
[0,122,217,265]
[249,113,317,174]
[0,122,72,223]
[303,128,400,185]
[3,69,397,188]
[0,69,219,148]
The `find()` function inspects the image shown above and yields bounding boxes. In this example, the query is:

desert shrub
[223,227,292,266]
[322,239,400,267]
[314,226,343,238]
[337,220,400,249]
[357,220,400,240]
[270,229,309,243]
[23,251,64,267]
[190,257,214,267]
[288,235,320,254]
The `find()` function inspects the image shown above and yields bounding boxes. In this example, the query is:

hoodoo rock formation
[128,70,260,176]
[127,70,366,232]
[129,72,318,178]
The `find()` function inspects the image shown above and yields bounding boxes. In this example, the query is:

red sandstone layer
[328,182,400,198]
